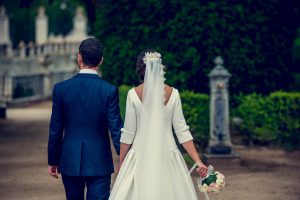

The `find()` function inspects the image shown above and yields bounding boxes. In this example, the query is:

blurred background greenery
[1,0,299,150]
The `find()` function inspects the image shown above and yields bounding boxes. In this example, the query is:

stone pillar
[43,69,51,97]
[0,6,11,45]
[65,7,88,42]
[203,56,239,169]
[35,6,48,45]
[208,56,232,154]
[73,7,87,39]
[38,55,52,97]
[4,74,13,101]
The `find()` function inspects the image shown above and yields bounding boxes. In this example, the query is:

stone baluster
[28,41,35,57]
[6,43,13,57]
[48,43,53,54]
[44,45,48,55]
[65,42,71,53]
[18,41,26,59]
[53,43,59,54]
[3,73,12,101]
[59,43,65,54]
[36,45,42,56]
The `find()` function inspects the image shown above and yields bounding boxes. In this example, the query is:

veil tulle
[135,52,183,199]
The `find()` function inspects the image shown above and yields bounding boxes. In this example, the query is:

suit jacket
[48,73,123,176]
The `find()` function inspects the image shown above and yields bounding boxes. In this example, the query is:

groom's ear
[77,53,83,67]
[98,57,104,66]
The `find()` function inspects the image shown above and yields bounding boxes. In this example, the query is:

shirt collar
[79,69,98,75]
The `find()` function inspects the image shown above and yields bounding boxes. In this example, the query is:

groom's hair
[79,38,103,67]
[136,49,156,82]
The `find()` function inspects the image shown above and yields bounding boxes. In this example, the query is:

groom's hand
[48,166,60,179]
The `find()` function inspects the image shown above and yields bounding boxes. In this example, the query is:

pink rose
[210,183,216,187]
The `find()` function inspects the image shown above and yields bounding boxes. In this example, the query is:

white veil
[135,52,180,199]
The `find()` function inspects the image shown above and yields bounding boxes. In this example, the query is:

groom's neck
[80,65,98,71]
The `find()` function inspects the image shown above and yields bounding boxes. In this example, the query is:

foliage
[94,0,299,94]
[119,85,300,150]
[236,92,300,150]
[118,85,132,119]
[180,90,210,146]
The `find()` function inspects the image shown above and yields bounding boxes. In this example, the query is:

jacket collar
[74,73,101,79]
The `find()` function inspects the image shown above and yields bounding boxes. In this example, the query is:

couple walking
[48,38,208,200]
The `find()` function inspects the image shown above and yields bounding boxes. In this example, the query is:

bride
[109,50,208,200]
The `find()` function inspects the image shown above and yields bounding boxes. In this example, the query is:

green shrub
[237,92,300,150]
[180,91,210,146]
[119,85,210,146]
[119,85,132,119]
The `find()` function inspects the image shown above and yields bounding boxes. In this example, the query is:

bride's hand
[117,161,123,173]
[196,162,208,178]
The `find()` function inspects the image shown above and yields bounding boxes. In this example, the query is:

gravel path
[0,101,299,200]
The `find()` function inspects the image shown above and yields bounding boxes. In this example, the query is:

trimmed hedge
[180,91,209,146]
[236,92,300,150]
[118,85,210,146]
[119,85,300,150]
[119,85,132,120]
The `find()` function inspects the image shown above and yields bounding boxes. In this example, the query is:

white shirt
[79,69,98,75]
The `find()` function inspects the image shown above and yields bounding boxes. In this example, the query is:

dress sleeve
[172,90,193,144]
[120,90,137,144]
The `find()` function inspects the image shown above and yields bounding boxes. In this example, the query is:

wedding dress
[109,52,198,200]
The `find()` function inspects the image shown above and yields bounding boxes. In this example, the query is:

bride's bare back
[134,84,173,105]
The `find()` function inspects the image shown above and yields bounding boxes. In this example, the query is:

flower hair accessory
[143,52,162,63]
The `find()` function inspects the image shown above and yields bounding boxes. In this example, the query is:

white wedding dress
[109,87,199,200]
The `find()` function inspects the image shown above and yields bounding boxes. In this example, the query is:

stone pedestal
[205,56,240,163]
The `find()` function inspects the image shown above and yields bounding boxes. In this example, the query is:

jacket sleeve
[107,87,123,155]
[172,91,193,144]
[48,85,65,166]
[120,91,137,144]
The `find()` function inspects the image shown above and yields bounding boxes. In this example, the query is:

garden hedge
[236,91,300,150]
[120,86,300,150]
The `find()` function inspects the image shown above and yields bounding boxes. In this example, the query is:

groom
[48,38,123,200]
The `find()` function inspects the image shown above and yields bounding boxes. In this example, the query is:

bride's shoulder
[165,85,179,103]
[165,85,178,95]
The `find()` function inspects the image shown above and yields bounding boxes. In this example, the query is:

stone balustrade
[0,41,80,59]
[0,70,76,103]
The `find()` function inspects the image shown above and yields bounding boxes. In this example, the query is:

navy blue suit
[48,73,123,200]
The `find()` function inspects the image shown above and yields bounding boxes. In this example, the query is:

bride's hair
[136,49,155,82]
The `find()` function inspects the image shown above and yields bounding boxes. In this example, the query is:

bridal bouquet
[183,154,225,200]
